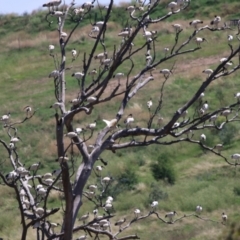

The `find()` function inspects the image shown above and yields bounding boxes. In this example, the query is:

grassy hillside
[1,1,240,239]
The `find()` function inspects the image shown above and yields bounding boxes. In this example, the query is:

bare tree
[1,0,240,239]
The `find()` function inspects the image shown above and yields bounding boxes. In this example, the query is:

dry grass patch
[184,161,226,178]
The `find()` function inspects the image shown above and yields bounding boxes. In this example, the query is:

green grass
[1,1,240,239]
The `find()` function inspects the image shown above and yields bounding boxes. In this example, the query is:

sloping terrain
[0,1,240,239]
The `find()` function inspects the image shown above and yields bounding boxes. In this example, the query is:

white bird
[107,196,113,202]
[43,178,54,185]
[29,162,40,171]
[202,101,209,111]
[82,1,94,9]
[23,106,32,117]
[210,15,221,28]
[76,127,84,134]
[145,54,153,66]
[143,28,157,41]
[220,58,233,71]
[222,212,227,224]
[198,92,205,101]
[94,52,107,61]
[99,219,109,226]
[165,211,177,222]
[73,8,84,15]
[213,143,223,153]
[196,205,203,214]
[147,98,153,110]
[160,69,172,77]
[72,72,84,80]
[202,69,213,76]
[51,11,64,17]
[209,114,217,123]
[126,5,135,12]
[49,222,61,233]
[49,102,63,110]
[52,169,61,176]
[164,47,169,56]
[151,201,158,210]
[102,176,111,184]
[220,109,232,119]
[115,218,126,229]
[91,222,100,229]
[10,136,21,143]
[42,172,52,179]
[78,212,89,223]
[93,209,98,217]
[189,19,203,29]
[124,114,134,127]
[16,166,27,174]
[86,120,97,130]
[9,142,15,150]
[181,110,188,119]
[104,202,113,211]
[157,116,164,126]
[57,156,69,163]
[228,35,233,42]
[76,235,87,240]
[102,118,118,128]
[72,48,77,59]
[37,187,47,196]
[87,96,97,103]
[42,0,61,9]
[5,171,18,182]
[90,26,100,37]
[118,29,131,38]
[134,208,141,218]
[64,131,78,139]
[172,24,182,32]
[96,165,104,173]
[60,32,68,38]
[195,37,207,47]
[234,92,240,101]
[88,184,97,191]
[200,133,206,141]
[113,73,124,84]
[94,21,104,28]
[199,108,205,116]
[88,69,97,80]
[49,70,59,78]
[231,153,240,164]
[101,58,112,67]
[172,122,180,129]
[35,207,44,216]
[49,44,55,53]
[1,112,10,123]
[36,184,43,191]
[70,98,80,106]
[168,2,178,12]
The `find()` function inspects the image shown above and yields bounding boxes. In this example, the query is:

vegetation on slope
[0,1,240,239]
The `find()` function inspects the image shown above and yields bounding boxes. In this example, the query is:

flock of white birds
[2,0,239,238]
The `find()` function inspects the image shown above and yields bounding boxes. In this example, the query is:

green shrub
[233,186,240,196]
[148,183,168,203]
[103,168,138,198]
[150,153,176,184]
[117,168,138,190]
[218,124,237,145]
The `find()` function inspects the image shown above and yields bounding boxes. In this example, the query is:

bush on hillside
[150,153,176,184]
[148,183,168,202]
[218,124,237,146]
[103,168,139,198]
